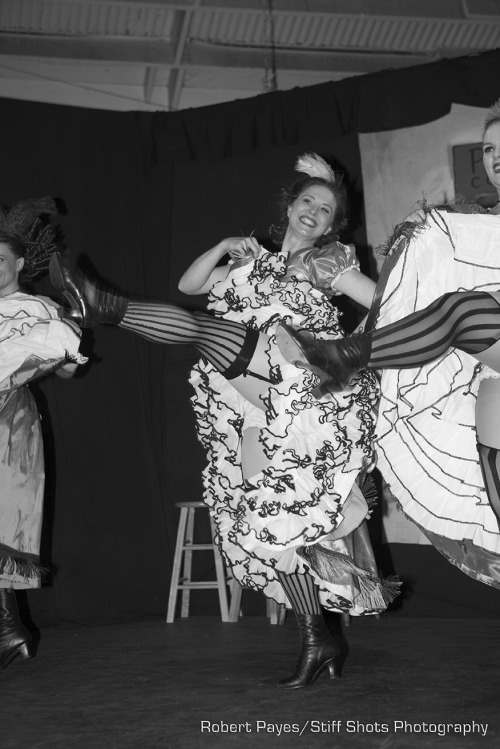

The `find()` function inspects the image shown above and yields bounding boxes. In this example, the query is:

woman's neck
[281,235,313,256]
[0,286,20,298]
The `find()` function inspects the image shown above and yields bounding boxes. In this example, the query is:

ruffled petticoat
[190,251,395,615]
[374,210,500,587]
[0,293,85,588]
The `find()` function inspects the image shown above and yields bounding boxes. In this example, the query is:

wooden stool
[228,579,287,625]
[166,502,230,623]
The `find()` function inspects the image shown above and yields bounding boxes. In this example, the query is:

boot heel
[1,640,33,669]
[18,642,33,661]
[275,325,325,370]
[327,656,343,679]
[276,322,372,393]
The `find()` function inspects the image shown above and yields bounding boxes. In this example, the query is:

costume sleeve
[288,242,360,297]
[0,295,86,392]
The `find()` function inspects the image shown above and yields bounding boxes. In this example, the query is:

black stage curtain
[151,48,500,164]
[1,48,499,626]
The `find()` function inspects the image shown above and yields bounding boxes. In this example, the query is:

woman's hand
[178,236,261,295]
[55,360,79,379]
[224,236,261,263]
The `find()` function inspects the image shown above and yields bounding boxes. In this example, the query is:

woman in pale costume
[276,99,500,591]
[51,153,398,688]
[0,198,86,669]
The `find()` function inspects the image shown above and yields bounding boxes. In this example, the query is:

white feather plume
[295,152,336,183]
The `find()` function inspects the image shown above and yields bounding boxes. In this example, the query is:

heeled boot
[49,252,129,328]
[0,589,33,669]
[275,323,372,393]
[277,613,345,689]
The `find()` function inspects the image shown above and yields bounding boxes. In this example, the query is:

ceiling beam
[167,1,201,110]
[33,0,471,19]
[0,32,444,71]
[185,43,436,73]
[0,35,176,65]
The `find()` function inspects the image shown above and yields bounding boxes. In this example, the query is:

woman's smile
[287,184,337,242]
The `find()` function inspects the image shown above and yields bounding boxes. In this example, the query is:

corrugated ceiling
[0,0,499,111]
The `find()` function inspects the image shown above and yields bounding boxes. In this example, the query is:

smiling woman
[286,183,337,238]
[0,236,25,297]
[49,153,398,689]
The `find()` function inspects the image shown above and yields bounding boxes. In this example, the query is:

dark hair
[0,227,54,283]
[483,98,500,138]
[0,197,60,282]
[0,230,30,283]
[0,230,26,260]
[270,175,349,247]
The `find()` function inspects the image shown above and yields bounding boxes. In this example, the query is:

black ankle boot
[277,613,345,689]
[49,253,129,328]
[0,589,33,669]
[275,324,372,393]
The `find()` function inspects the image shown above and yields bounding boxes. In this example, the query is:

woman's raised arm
[333,268,376,309]
[178,236,261,295]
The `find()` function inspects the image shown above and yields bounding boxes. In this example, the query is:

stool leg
[166,507,188,623]
[228,578,243,622]
[210,518,230,622]
[342,612,351,628]
[266,598,286,625]
[276,604,287,625]
[180,506,196,618]
[266,598,278,624]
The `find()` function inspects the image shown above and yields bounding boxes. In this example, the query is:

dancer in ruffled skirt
[50,154,398,687]
[276,101,500,591]
[0,198,86,669]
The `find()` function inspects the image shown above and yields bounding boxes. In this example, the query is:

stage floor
[2,614,498,749]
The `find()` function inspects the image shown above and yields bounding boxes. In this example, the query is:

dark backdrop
[1,49,500,626]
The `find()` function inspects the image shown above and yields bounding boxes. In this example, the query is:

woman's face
[482,120,500,196]
[0,242,24,298]
[287,184,337,244]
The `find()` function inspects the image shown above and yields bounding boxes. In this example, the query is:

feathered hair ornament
[484,98,500,135]
[0,196,59,280]
[295,153,337,184]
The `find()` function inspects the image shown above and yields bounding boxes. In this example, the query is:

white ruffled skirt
[375,210,500,587]
[190,252,395,614]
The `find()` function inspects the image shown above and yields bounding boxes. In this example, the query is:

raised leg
[277,291,500,392]
[369,291,500,368]
[50,253,284,409]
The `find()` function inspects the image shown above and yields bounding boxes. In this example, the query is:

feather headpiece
[484,98,500,134]
[295,153,336,184]
[0,196,60,280]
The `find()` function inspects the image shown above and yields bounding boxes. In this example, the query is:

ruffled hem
[0,544,49,588]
